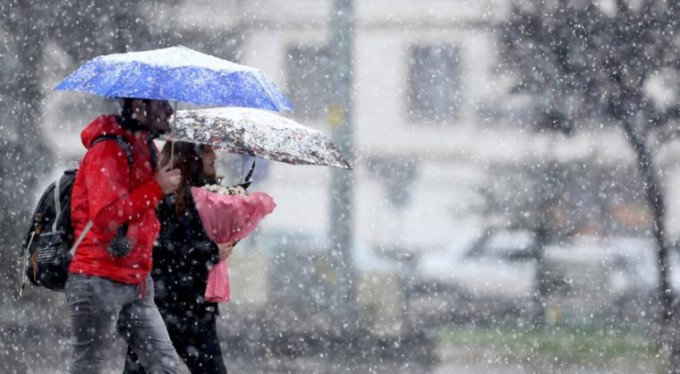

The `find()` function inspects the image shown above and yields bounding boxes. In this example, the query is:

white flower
[203,183,248,196]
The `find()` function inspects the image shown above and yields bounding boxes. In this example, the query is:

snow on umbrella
[55,45,293,111]
[163,107,352,170]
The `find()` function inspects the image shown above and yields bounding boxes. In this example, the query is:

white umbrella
[162,107,351,170]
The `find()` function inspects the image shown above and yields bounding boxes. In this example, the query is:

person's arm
[155,226,221,266]
[152,193,222,265]
[84,141,164,233]
[185,199,223,265]
[189,239,222,265]
[183,239,234,264]
[152,197,180,256]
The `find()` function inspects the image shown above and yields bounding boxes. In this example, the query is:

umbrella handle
[244,160,256,183]
[170,101,178,167]
[238,160,256,190]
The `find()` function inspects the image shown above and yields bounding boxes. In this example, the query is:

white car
[412,228,554,323]
[546,236,680,320]
[414,230,680,323]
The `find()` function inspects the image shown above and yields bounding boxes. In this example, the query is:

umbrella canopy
[55,45,293,111]
[163,107,351,170]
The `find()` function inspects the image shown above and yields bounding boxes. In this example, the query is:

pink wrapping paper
[192,187,276,302]
[205,260,230,302]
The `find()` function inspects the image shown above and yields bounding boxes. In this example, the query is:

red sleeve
[83,141,164,233]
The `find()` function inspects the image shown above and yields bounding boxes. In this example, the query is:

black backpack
[18,135,133,294]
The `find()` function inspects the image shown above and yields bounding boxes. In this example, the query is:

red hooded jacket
[69,115,164,284]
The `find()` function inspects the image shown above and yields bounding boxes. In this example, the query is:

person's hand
[217,241,235,261]
[156,165,181,194]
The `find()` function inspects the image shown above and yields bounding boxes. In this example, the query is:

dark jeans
[124,307,227,374]
[65,274,179,374]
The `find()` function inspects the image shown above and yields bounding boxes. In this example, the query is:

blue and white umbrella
[55,45,293,111]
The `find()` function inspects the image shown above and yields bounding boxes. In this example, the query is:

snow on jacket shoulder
[69,115,164,284]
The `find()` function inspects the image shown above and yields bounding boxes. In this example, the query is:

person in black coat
[124,141,234,374]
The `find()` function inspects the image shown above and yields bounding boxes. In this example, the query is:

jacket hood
[81,115,127,149]
[81,115,149,149]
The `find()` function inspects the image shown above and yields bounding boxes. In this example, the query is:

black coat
[151,189,221,318]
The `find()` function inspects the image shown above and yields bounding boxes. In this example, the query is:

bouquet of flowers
[192,182,275,302]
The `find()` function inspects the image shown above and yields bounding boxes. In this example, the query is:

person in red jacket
[66,98,182,373]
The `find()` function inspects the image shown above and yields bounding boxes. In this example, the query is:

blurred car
[412,227,568,323]
[546,236,680,321]
[413,229,680,324]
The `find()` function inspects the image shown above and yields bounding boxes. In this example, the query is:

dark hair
[120,98,143,119]
[118,98,152,131]
[159,141,217,216]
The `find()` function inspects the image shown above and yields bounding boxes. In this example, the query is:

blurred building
[220,0,666,248]
[40,0,680,269]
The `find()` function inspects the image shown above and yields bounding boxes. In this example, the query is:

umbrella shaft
[170,102,178,167]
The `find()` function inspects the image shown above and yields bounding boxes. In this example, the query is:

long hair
[159,141,217,217]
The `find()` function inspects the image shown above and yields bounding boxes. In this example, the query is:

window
[287,44,333,119]
[407,44,463,121]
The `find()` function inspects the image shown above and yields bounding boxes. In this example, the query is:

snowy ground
[4,323,662,374]
[23,346,661,374]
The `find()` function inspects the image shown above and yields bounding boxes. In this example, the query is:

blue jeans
[65,274,179,373]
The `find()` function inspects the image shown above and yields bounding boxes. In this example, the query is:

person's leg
[123,304,177,374]
[180,313,227,374]
[160,311,192,372]
[117,276,179,373]
[65,274,132,374]
[201,313,228,374]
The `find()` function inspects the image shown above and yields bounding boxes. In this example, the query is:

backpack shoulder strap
[50,169,79,234]
[70,220,93,256]
[91,135,133,166]
[52,174,64,233]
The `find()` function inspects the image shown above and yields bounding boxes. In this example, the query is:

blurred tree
[0,2,57,304]
[0,4,65,372]
[476,160,566,327]
[501,0,680,366]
